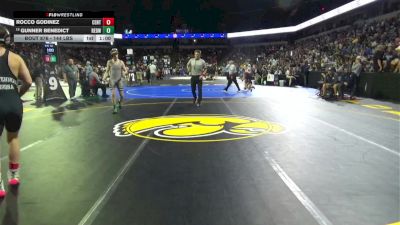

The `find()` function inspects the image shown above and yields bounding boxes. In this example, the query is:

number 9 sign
[49,77,58,90]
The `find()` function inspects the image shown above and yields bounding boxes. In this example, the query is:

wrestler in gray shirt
[187,58,206,76]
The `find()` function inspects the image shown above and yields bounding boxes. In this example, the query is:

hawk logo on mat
[113,114,285,142]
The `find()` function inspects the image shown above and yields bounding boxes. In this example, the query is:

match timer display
[13,11,115,43]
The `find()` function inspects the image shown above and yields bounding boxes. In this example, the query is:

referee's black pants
[225,74,240,91]
[191,75,202,103]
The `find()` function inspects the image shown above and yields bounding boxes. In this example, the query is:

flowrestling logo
[113,114,285,142]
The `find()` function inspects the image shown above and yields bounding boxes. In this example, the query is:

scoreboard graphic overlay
[13,11,114,43]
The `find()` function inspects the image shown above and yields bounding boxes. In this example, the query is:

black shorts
[0,96,23,136]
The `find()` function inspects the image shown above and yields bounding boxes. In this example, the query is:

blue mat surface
[124,84,257,99]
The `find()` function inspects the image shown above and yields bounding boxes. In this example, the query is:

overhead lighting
[295,0,378,31]
[228,26,297,38]
[228,0,378,38]
[0,0,379,39]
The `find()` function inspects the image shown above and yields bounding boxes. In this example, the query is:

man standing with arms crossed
[103,48,128,114]
[187,50,207,107]
[0,25,32,197]
[63,58,79,100]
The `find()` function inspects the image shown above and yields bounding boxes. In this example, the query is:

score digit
[102,18,114,26]
[102,26,115,34]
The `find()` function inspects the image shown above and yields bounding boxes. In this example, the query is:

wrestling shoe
[0,180,5,197]
[8,170,20,186]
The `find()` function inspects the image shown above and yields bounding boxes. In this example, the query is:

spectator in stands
[145,64,150,84]
[393,45,400,73]
[172,67,176,76]
[321,67,335,98]
[156,67,162,80]
[301,61,310,87]
[286,67,296,87]
[85,61,93,78]
[88,67,108,98]
[223,62,229,80]
[133,64,141,85]
[373,44,386,72]
[63,59,79,100]
[127,65,136,86]
[77,63,91,97]
[333,67,344,99]
[212,65,218,77]
[32,62,44,102]
[347,56,363,97]
[385,45,398,72]
[149,62,157,84]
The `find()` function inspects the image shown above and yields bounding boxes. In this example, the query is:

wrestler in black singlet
[0,49,22,136]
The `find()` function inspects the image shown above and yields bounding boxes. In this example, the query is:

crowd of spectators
[220,13,400,79]
[11,12,400,85]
